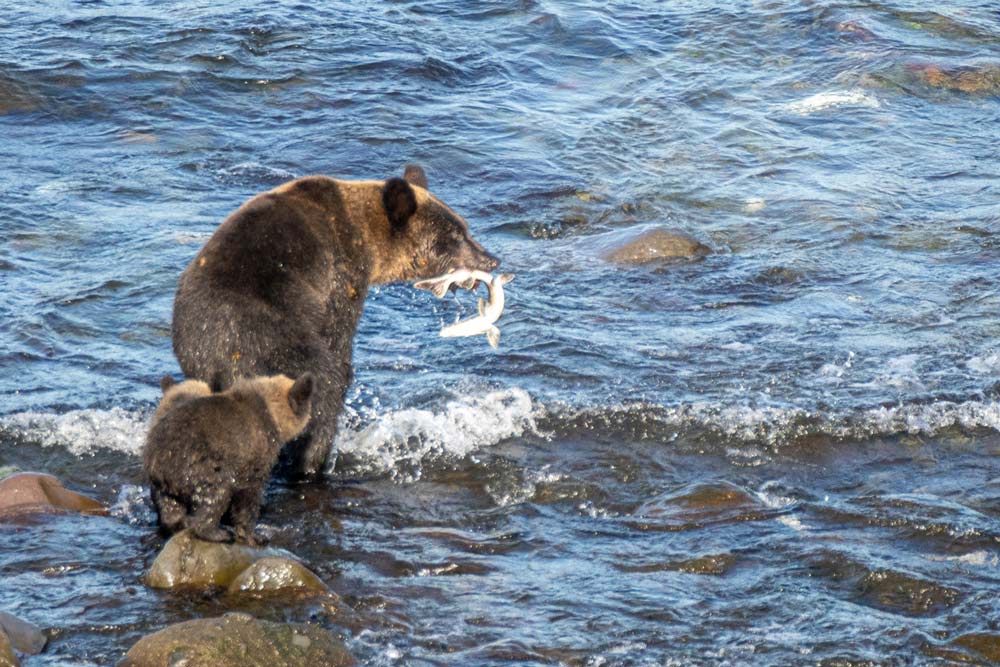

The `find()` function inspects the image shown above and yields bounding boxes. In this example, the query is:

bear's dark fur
[144,373,314,544]
[171,166,499,479]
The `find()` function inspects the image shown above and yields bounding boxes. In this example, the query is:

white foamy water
[0,407,148,456]
[334,387,537,475]
[785,89,881,114]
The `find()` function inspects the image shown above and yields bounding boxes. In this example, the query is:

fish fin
[478,298,487,317]
[497,273,515,286]
[414,278,450,299]
[486,326,500,349]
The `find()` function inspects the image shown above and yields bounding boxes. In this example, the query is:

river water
[2,1,1000,665]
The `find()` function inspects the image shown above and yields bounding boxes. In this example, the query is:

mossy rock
[146,530,290,590]
[226,557,330,598]
[119,613,354,667]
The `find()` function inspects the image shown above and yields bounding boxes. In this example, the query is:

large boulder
[0,473,105,519]
[147,530,291,590]
[0,613,45,655]
[0,628,16,667]
[603,227,710,265]
[119,613,354,667]
[226,557,330,598]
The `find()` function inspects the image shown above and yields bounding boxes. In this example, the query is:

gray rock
[118,613,354,667]
[0,613,45,655]
[603,228,710,265]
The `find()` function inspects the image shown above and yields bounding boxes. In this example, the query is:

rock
[603,228,710,265]
[0,473,106,519]
[907,63,1000,95]
[0,613,45,655]
[146,530,292,590]
[0,629,17,667]
[226,557,330,598]
[119,613,354,667]
[953,633,1000,662]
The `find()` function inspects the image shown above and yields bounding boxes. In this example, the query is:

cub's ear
[403,164,428,189]
[288,373,315,417]
[159,376,176,393]
[382,177,417,235]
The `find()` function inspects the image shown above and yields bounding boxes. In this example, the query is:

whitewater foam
[785,89,880,114]
[0,407,148,456]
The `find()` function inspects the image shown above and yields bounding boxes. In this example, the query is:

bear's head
[375,164,500,284]
[152,376,212,427]
[236,373,315,444]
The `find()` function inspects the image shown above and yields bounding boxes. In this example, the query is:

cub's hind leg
[150,487,187,536]
[184,486,233,543]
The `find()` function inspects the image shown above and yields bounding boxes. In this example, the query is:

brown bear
[149,376,211,429]
[171,165,499,479]
[144,373,314,544]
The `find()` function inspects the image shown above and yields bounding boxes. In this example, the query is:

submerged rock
[615,553,737,575]
[953,633,1000,662]
[226,557,330,598]
[119,613,354,667]
[603,228,710,266]
[0,613,45,655]
[906,63,1000,95]
[0,472,106,519]
[0,629,16,667]
[147,530,288,589]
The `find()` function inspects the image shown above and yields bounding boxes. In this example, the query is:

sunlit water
[2,1,1000,665]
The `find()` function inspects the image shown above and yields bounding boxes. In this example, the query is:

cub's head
[374,164,500,284]
[241,373,315,443]
[152,376,212,427]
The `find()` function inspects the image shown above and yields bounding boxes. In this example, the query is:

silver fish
[414,268,483,299]
[415,270,514,348]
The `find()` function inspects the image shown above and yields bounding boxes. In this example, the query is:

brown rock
[0,473,106,519]
[119,613,354,667]
[603,228,710,265]
[0,629,17,667]
[0,613,45,655]
[952,633,1000,661]
[226,557,330,598]
[146,530,290,590]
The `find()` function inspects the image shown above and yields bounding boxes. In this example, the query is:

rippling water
[2,1,1000,665]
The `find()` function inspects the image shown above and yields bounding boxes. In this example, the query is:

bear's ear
[288,373,314,417]
[382,177,417,235]
[403,164,428,189]
[160,376,176,393]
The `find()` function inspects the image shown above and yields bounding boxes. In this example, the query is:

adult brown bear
[172,165,499,479]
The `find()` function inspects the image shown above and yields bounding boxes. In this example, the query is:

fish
[415,270,514,348]
[439,272,514,349]
[414,268,486,299]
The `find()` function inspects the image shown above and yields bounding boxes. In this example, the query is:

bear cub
[144,373,314,545]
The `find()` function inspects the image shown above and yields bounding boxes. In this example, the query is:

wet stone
[147,530,292,590]
[226,557,330,598]
[615,553,737,575]
[0,613,45,655]
[119,613,354,667]
[0,472,106,519]
[630,482,768,530]
[953,633,1000,662]
[0,629,16,667]
[603,228,710,266]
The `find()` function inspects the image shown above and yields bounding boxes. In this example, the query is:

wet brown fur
[171,165,499,479]
[144,373,314,544]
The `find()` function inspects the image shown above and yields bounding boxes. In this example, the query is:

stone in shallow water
[603,228,710,266]
[0,628,16,667]
[0,613,45,655]
[119,613,354,667]
[226,557,330,597]
[0,472,106,519]
[146,530,290,590]
[953,633,1000,662]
